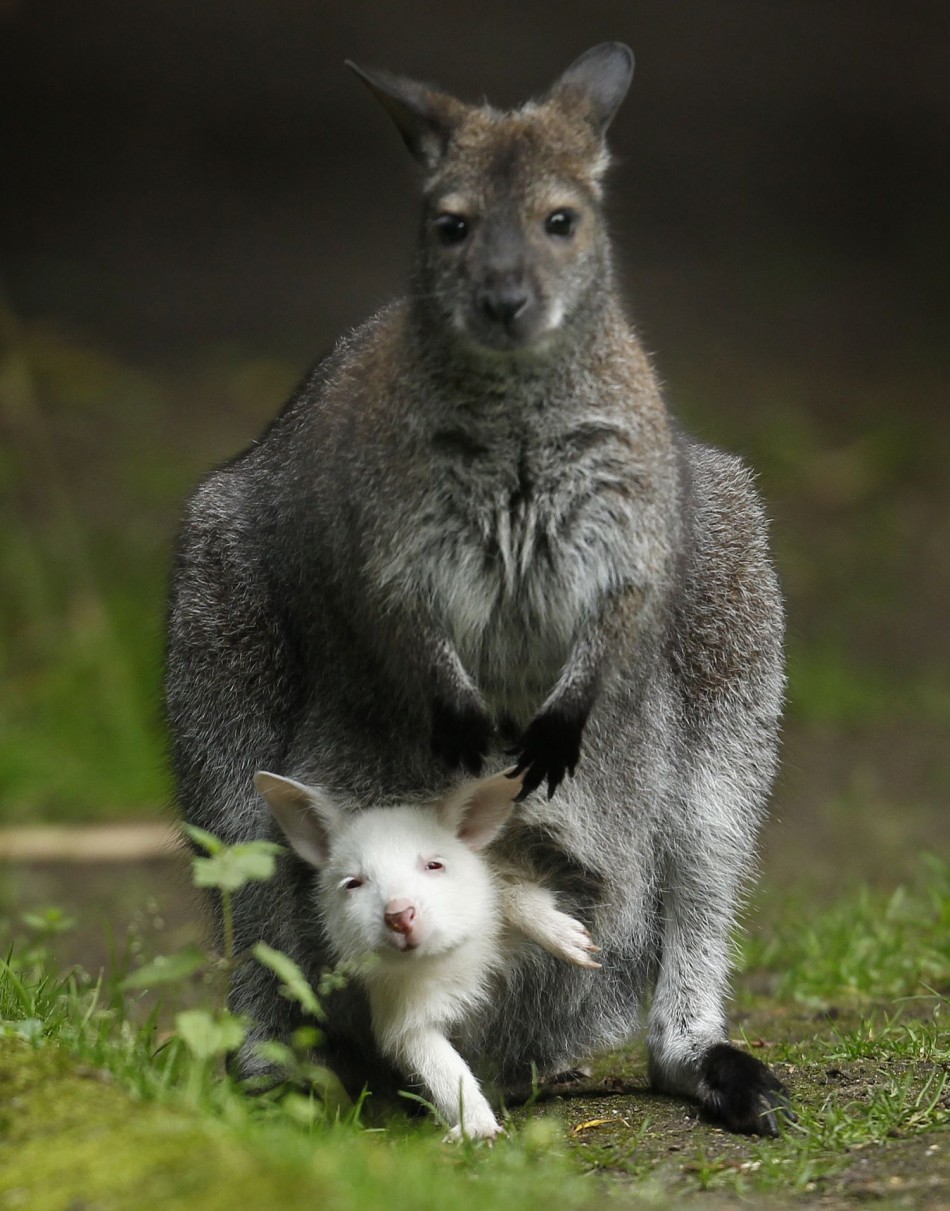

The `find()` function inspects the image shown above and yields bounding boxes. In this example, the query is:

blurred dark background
[1,1,947,888]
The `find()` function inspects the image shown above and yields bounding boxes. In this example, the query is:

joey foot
[431,695,494,775]
[700,1043,795,1137]
[509,703,587,800]
[443,1117,505,1144]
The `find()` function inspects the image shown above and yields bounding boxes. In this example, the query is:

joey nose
[384,899,417,936]
[478,287,530,329]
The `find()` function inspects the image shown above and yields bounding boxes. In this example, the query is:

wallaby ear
[346,60,466,171]
[549,42,634,135]
[438,768,525,852]
[254,771,341,869]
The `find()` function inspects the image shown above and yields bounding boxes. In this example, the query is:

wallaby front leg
[501,882,601,968]
[513,586,648,799]
[388,1025,502,1141]
[383,599,493,775]
[428,636,494,775]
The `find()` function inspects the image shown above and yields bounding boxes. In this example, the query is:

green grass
[0,319,299,822]
[740,853,949,1006]
[1,854,947,1209]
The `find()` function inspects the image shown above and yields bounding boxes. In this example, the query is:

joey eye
[545,209,578,238]
[341,877,364,891]
[424,861,445,873]
[434,213,469,245]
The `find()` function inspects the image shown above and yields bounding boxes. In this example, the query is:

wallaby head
[254,768,524,964]
[348,43,634,354]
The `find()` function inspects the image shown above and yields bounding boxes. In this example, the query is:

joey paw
[510,704,586,800]
[700,1043,795,1137]
[542,912,602,969]
[443,1118,505,1145]
[431,695,494,775]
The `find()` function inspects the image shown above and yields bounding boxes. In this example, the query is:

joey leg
[501,882,601,968]
[387,1025,502,1142]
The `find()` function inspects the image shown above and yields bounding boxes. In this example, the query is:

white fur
[256,768,600,1140]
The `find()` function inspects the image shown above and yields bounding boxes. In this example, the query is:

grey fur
[165,44,788,1134]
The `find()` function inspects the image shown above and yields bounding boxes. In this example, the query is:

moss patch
[0,1038,604,1211]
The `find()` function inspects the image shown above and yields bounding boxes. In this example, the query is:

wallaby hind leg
[646,765,792,1136]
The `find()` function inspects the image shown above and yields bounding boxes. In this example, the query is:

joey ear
[346,60,466,171]
[253,771,341,869]
[438,767,524,852]
[549,42,634,135]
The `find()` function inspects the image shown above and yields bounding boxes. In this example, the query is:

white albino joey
[254,767,600,1140]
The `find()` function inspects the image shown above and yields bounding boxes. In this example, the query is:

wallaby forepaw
[700,1043,795,1137]
[431,695,494,775]
[510,704,586,800]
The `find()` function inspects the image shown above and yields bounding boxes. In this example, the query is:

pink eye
[341,877,364,891]
[425,861,445,873]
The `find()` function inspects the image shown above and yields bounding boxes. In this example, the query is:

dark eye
[545,209,577,238]
[341,877,364,891]
[434,213,469,245]
[425,861,445,873]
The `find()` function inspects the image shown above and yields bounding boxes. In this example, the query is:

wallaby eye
[424,860,445,873]
[341,876,364,891]
[434,213,469,245]
[545,209,578,238]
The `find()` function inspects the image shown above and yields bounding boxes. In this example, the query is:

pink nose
[384,899,416,936]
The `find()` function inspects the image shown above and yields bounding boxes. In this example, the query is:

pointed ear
[437,768,524,852]
[254,771,341,868]
[346,60,467,171]
[549,42,634,135]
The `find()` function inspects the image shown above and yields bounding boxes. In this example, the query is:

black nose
[478,287,530,328]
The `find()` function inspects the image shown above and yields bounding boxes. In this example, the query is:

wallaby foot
[699,1043,794,1136]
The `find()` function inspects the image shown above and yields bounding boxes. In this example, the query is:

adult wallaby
[255,767,600,1141]
[166,43,791,1135]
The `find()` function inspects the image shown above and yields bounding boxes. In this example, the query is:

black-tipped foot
[431,696,493,775]
[509,704,586,800]
[700,1043,795,1136]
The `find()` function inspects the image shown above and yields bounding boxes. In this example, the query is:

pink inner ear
[451,768,523,851]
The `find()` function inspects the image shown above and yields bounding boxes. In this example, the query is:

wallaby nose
[384,899,417,936]
[478,287,530,329]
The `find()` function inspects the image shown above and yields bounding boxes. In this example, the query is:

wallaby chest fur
[261,299,676,729]
[167,44,791,1135]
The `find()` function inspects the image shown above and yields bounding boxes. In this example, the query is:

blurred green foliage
[1,314,947,821]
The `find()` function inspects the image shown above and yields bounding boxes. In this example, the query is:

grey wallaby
[166,43,791,1135]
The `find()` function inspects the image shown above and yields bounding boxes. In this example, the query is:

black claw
[431,696,493,775]
[509,703,586,802]
[700,1043,794,1137]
